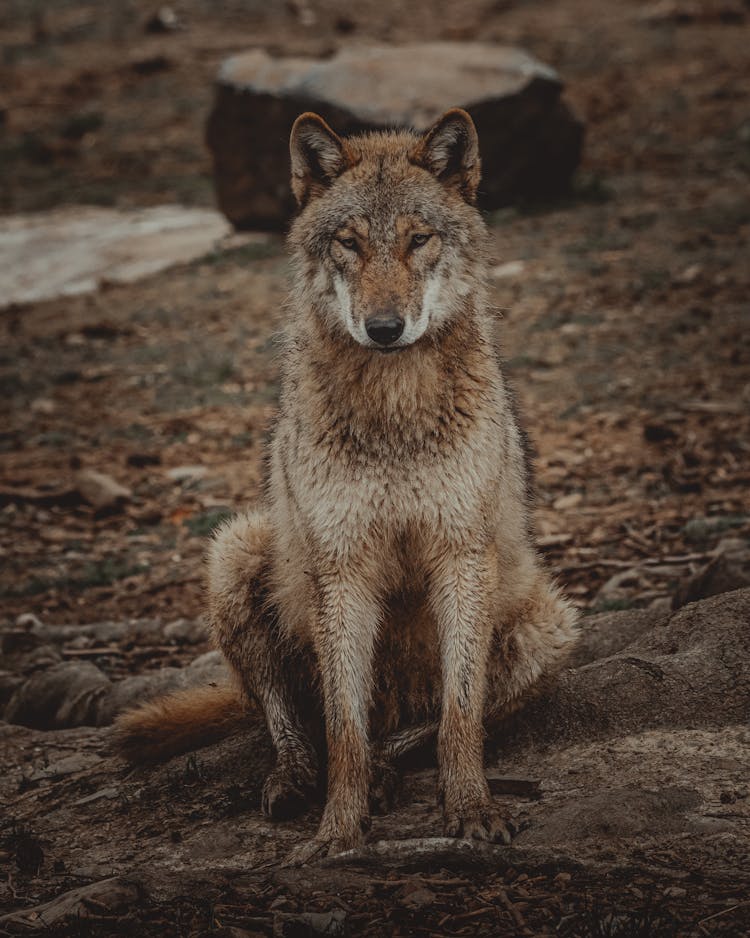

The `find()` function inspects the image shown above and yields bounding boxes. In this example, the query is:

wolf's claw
[282,831,363,866]
[369,759,401,815]
[444,805,513,844]
[262,763,317,820]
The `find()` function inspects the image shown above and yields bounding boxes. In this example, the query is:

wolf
[115,108,578,864]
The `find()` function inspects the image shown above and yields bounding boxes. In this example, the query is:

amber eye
[411,233,431,248]
[337,237,357,251]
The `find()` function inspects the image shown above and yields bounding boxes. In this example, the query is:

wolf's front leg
[285,566,380,865]
[429,543,512,844]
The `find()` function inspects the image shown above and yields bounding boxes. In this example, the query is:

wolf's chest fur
[275,320,506,558]
[272,338,505,733]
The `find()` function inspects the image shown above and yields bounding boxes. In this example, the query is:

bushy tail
[112,684,247,764]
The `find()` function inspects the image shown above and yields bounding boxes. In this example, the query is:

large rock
[0,205,233,308]
[4,650,227,729]
[206,43,584,230]
[504,587,750,750]
[0,878,142,929]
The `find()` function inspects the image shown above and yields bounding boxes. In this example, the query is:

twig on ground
[498,887,526,928]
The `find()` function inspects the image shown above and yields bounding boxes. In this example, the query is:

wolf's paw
[282,829,364,866]
[443,804,513,844]
[262,764,317,821]
[369,759,401,815]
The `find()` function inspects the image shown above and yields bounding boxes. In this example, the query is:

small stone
[274,909,347,937]
[76,470,132,510]
[28,751,103,781]
[144,6,180,33]
[399,887,436,910]
[21,645,63,670]
[269,897,290,910]
[715,537,747,555]
[73,787,120,806]
[675,263,703,284]
[537,345,567,367]
[164,618,207,644]
[491,260,526,280]
[166,465,208,483]
[66,635,92,650]
[187,650,227,680]
[649,596,673,613]
[553,492,583,511]
[663,886,687,898]
[15,613,44,631]
[30,397,56,415]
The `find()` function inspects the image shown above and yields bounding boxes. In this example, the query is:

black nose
[365,316,405,346]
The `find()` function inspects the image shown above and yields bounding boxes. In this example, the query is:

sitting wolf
[116,108,578,864]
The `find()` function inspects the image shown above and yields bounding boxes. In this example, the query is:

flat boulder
[0,205,233,308]
[206,43,583,230]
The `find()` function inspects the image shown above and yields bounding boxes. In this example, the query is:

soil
[1,0,749,935]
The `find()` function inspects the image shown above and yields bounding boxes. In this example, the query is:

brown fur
[114,109,579,864]
[112,685,245,764]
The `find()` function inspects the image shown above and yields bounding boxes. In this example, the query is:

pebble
[399,887,436,910]
[76,470,132,510]
[663,886,687,898]
[553,492,583,511]
[491,260,526,280]
[166,465,208,483]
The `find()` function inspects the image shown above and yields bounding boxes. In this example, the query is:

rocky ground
[2,0,750,934]
[1,589,749,936]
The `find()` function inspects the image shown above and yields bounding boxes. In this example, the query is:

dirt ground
[1,0,749,934]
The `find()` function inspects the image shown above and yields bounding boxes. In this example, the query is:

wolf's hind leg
[207,510,319,820]
[486,567,578,720]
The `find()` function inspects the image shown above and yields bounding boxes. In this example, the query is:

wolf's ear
[412,108,481,204]
[290,112,352,207]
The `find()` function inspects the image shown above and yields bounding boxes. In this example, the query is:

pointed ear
[289,112,352,207]
[412,108,481,203]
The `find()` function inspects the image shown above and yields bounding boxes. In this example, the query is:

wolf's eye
[411,233,431,248]
[337,237,357,251]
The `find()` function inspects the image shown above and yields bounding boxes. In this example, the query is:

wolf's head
[287,109,488,352]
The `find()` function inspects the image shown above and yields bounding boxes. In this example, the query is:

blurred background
[1,0,748,635]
